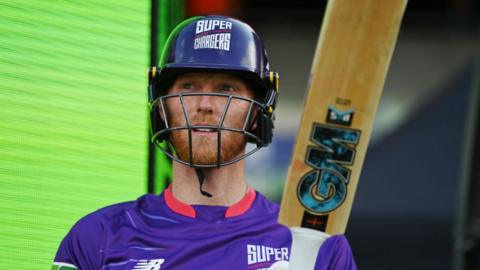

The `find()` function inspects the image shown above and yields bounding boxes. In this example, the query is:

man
[53,15,357,270]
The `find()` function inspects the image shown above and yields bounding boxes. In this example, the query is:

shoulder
[316,234,357,270]
[73,199,138,234]
[322,234,352,250]
[53,198,142,269]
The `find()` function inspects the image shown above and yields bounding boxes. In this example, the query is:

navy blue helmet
[148,15,279,168]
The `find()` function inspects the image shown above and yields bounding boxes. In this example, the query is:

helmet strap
[194,168,213,198]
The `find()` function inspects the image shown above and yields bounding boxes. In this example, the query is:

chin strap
[195,168,213,198]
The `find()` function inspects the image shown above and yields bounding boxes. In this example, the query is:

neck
[171,160,248,206]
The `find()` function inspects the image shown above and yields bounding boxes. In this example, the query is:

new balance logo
[132,259,165,270]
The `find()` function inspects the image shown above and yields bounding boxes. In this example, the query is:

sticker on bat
[326,105,354,126]
[297,123,361,214]
[301,211,329,231]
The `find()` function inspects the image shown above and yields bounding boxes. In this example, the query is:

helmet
[148,15,279,168]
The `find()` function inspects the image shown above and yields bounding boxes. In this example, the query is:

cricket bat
[277,0,407,267]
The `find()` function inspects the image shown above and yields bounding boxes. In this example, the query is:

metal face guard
[150,92,268,168]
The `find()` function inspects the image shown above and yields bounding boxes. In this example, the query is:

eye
[219,84,236,92]
[180,82,194,90]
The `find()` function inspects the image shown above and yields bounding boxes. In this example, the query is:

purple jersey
[53,187,356,270]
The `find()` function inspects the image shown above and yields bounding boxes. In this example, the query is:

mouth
[191,125,218,134]
[193,128,217,132]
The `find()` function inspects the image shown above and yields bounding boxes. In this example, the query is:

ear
[150,101,169,143]
[158,103,166,122]
[255,111,274,146]
[245,107,273,146]
[249,107,259,130]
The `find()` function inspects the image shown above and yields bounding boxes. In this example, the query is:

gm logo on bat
[297,106,361,214]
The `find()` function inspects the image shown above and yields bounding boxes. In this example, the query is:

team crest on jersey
[247,244,289,270]
[194,19,232,51]
[132,259,165,270]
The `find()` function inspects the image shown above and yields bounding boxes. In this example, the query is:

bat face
[278,0,407,234]
[296,121,361,230]
[287,105,363,232]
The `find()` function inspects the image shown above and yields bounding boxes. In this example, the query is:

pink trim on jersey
[164,186,196,218]
[225,188,256,218]
[164,185,256,218]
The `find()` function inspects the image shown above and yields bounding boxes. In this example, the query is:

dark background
[183,0,480,268]
[241,1,480,269]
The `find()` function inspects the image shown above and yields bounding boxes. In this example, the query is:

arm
[315,234,357,270]
[269,228,357,270]
[52,213,105,270]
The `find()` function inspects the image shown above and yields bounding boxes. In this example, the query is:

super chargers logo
[246,244,289,270]
[194,19,232,51]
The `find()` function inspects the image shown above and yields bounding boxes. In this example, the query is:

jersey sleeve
[53,212,105,270]
[314,235,357,270]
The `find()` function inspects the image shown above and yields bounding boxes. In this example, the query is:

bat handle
[288,227,330,270]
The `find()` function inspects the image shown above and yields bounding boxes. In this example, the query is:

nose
[197,94,214,114]
[195,85,216,114]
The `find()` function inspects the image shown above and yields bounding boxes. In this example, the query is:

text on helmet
[195,19,233,34]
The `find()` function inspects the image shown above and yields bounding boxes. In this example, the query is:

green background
[0,1,151,268]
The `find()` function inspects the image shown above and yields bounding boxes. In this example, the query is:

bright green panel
[0,1,149,269]
[152,0,185,194]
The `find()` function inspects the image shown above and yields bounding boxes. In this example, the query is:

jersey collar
[164,185,256,219]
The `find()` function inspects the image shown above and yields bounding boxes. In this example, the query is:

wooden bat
[277,1,408,267]
[278,0,407,236]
